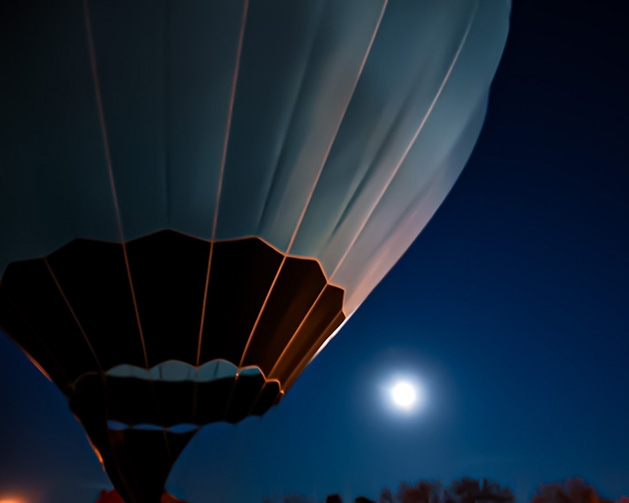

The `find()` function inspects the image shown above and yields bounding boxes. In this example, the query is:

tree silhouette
[444,478,514,503]
[396,481,443,503]
[261,476,624,503]
[531,478,614,503]
[379,488,395,503]
[379,478,512,503]
[326,494,343,503]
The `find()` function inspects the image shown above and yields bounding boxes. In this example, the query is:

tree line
[264,477,625,503]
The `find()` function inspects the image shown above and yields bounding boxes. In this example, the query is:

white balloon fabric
[1,0,510,317]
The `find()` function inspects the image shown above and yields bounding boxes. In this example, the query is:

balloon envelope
[0,0,510,502]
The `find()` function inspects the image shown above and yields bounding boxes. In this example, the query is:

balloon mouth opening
[104,359,266,383]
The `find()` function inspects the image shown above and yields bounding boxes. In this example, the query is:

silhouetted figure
[355,496,376,503]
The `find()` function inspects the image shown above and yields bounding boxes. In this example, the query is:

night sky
[1,1,629,503]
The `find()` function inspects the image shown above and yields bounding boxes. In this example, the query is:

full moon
[391,381,417,409]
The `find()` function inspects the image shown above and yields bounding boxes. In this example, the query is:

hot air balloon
[0,0,510,502]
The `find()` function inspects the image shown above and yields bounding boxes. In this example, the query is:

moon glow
[391,381,417,410]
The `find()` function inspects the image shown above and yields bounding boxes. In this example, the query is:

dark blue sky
[2,1,628,502]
